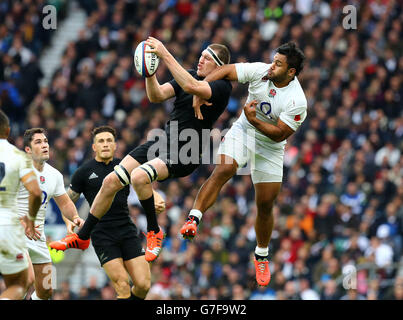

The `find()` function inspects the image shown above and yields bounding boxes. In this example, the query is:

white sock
[189,209,203,222]
[255,246,269,257]
[31,291,46,300]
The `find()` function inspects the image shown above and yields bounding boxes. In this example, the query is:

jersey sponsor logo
[259,102,273,119]
[89,172,99,180]
[269,89,276,97]
[40,176,45,184]
[294,114,301,121]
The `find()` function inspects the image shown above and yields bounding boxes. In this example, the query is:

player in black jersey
[50,39,232,263]
[63,126,162,300]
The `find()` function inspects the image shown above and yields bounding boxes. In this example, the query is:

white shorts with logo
[217,126,284,184]
[0,224,29,275]
[26,229,51,264]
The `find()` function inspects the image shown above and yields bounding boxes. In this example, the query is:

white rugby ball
[134,41,160,77]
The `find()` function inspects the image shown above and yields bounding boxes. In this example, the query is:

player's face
[268,53,295,83]
[26,133,49,162]
[197,50,218,77]
[93,132,116,161]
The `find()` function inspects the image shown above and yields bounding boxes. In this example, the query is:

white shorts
[217,126,284,184]
[26,231,51,264]
[0,224,29,275]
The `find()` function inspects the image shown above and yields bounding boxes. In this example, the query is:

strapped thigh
[138,163,158,183]
[114,164,131,186]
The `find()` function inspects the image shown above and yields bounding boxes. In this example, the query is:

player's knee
[103,172,123,193]
[135,275,151,294]
[37,287,53,300]
[131,168,150,189]
[213,164,237,182]
[256,200,275,216]
[114,278,131,297]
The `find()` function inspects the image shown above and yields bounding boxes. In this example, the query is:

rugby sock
[188,209,202,225]
[255,246,269,260]
[140,195,159,233]
[77,213,99,240]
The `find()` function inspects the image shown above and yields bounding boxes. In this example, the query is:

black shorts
[91,223,144,266]
[128,140,200,179]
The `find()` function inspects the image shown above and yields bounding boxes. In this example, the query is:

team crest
[269,89,276,97]
[40,176,45,184]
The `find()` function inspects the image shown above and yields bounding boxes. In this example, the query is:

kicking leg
[49,155,141,250]
[181,154,237,239]
[131,158,169,262]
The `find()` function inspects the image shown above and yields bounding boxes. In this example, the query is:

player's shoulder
[286,77,307,106]
[237,61,271,73]
[7,143,31,165]
[70,159,94,178]
[7,143,26,159]
[43,162,61,175]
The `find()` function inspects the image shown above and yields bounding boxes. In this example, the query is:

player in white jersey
[181,42,307,286]
[0,110,42,300]
[17,128,84,300]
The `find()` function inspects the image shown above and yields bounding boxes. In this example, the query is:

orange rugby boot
[49,233,90,251]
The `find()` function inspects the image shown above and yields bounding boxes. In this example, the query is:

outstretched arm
[203,64,238,82]
[145,37,213,100]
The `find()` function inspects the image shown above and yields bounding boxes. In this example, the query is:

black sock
[77,213,99,240]
[255,253,269,260]
[139,195,159,233]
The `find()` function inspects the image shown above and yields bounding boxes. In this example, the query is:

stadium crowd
[0,0,402,300]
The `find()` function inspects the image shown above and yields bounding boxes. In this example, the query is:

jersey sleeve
[235,62,270,84]
[53,170,67,197]
[18,152,35,180]
[69,167,84,194]
[207,79,232,104]
[168,78,181,96]
[279,98,308,131]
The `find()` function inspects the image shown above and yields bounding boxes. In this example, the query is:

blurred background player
[182,42,307,287]
[0,110,41,300]
[50,40,232,264]
[60,126,151,300]
[17,128,84,300]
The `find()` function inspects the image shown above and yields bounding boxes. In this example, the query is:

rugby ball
[134,41,160,77]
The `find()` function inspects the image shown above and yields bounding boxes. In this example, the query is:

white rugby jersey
[234,62,307,150]
[17,162,66,232]
[0,139,35,225]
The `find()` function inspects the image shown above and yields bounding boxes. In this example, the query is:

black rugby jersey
[70,158,133,227]
[166,70,232,152]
